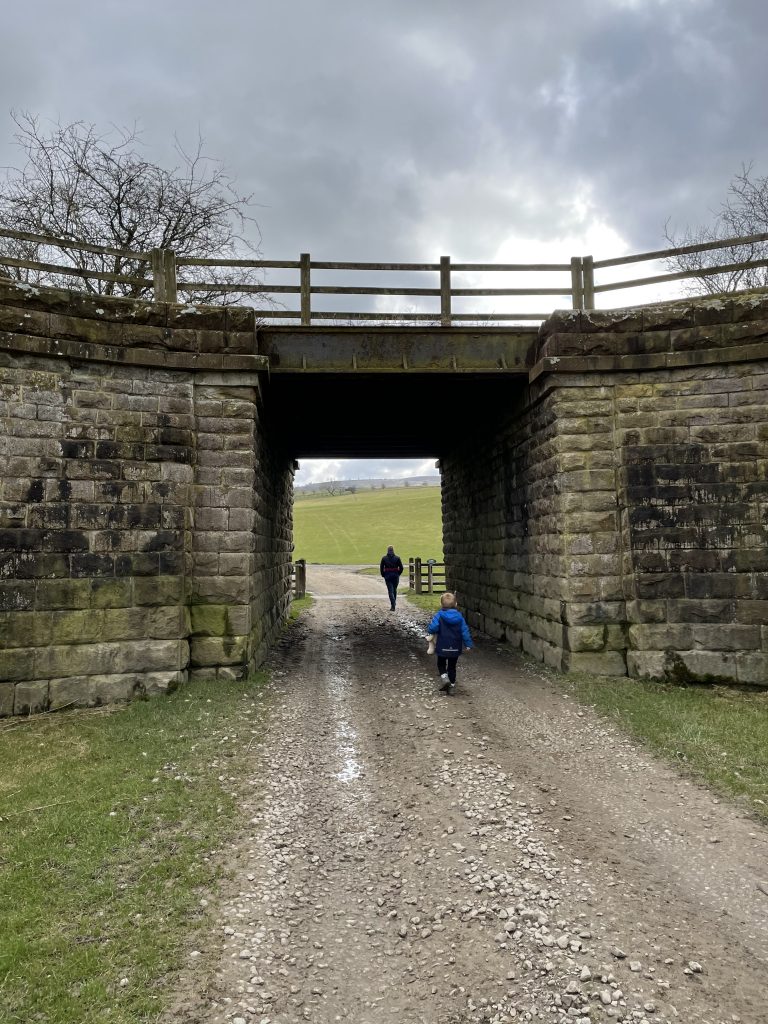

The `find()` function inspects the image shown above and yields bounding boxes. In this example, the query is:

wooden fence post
[426,561,434,593]
[408,557,415,589]
[582,255,595,310]
[151,248,177,303]
[164,249,177,304]
[300,253,311,325]
[414,557,423,593]
[294,558,306,598]
[440,256,451,327]
[570,255,584,310]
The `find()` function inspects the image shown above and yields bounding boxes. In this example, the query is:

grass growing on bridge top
[293,484,443,564]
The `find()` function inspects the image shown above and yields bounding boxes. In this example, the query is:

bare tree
[0,111,267,304]
[665,164,768,295]
[324,481,342,496]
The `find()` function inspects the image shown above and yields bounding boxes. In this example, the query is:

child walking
[427,592,473,695]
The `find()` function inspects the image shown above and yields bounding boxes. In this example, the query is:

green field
[293,486,442,564]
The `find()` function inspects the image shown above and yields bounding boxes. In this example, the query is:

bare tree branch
[665,164,768,295]
[0,112,269,306]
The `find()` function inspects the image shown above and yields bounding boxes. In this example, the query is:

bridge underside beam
[267,373,527,457]
[258,326,537,374]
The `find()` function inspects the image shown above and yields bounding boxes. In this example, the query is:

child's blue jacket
[427,609,473,657]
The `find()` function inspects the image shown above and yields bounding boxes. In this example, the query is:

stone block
[90,578,133,608]
[35,578,92,610]
[0,610,53,647]
[0,682,15,716]
[737,654,768,686]
[134,575,184,606]
[541,643,565,670]
[190,634,248,667]
[565,625,606,652]
[190,603,229,636]
[626,651,667,680]
[191,575,250,604]
[564,601,626,625]
[691,624,761,651]
[562,650,627,676]
[91,673,140,705]
[666,598,735,623]
[216,664,248,681]
[672,650,738,682]
[49,675,98,710]
[0,647,36,681]
[628,623,693,651]
[146,605,189,639]
[51,609,105,645]
[14,679,49,714]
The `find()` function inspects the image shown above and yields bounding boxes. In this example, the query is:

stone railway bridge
[1,278,767,715]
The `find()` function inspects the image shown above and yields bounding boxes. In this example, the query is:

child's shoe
[448,683,456,695]
[439,673,450,692]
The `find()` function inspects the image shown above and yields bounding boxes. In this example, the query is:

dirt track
[173,567,768,1024]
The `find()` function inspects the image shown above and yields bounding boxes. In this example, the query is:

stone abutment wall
[442,296,768,686]
[0,281,293,715]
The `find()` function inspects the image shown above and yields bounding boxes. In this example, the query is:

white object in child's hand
[426,636,436,655]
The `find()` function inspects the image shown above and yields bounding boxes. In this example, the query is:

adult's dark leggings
[385,577,399,607]
[437,655,459,683]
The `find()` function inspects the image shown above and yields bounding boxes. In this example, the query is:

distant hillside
[295,475,439,495]
[292,486,442,564]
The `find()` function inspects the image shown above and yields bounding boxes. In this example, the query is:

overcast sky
[2,0,766,484]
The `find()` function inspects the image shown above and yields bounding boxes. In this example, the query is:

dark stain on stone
[26,479,44,502]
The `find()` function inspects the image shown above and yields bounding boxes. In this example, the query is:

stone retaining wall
[3,277,767,710]
[442,295,768,685]
[0,280,293,715]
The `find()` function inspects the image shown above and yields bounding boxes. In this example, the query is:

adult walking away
[427,592,473,695]
[380,545,404,610]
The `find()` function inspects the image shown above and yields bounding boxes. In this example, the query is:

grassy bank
[560,672,768,820]
[0,674,269,1023]
[293,486,442,563]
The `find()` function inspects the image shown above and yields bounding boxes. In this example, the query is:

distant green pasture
[293,486,442,564]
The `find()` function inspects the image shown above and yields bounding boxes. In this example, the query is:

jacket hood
[438,609,463,621]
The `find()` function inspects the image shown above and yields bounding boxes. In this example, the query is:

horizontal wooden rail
[4,222,768,323]
[409,557,446,594]
[0,253,152,286]
[593,229,768,269]
[0,225,148,260]
[594,255,768,293]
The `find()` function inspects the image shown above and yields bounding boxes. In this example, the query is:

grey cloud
[2,0,767,480]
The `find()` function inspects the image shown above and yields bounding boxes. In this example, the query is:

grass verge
[560,672,768,821]
[403,589,445,615]
[0,673,269,1024]
[289,593,314,623]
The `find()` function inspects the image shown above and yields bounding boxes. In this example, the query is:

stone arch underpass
[1,277,767,715]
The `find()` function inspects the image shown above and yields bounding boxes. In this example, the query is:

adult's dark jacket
[380,553,404,578]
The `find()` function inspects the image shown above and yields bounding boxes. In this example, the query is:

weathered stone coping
[531,294,768,381]
[0,330,269,373]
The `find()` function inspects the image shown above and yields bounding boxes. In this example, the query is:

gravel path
[172,567,768,1024]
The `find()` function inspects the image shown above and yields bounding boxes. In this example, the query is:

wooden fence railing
[3,224,768,325]
[409,558,446,594]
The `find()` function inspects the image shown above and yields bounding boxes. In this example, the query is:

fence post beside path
[414,557,423,593]
[294,558,306,598]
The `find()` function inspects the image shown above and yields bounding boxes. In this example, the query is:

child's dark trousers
[437,655,459,683]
